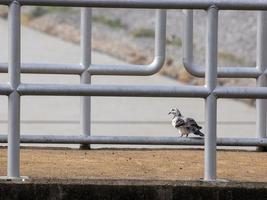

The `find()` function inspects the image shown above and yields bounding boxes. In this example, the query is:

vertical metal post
[204,6,218,181]
[80,8,92,149]
[8,1,21,178]
[183,10,193,65]
[155,9,166,59]
[256,11,267,151]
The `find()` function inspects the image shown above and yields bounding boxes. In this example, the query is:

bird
[168,108,204,138]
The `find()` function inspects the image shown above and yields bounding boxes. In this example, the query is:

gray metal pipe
[10,0,267,10]
[214,86,267,99]
[183,10,262,79]
[17,83,210,97]
[0,84,13,95]
[0,0,9,5]
[80,7,92,149]
[88,9,166,76]
[256,11,267,152]
[204,6,218,181]
[8,1,21,179]
[0,135,266,146]
[183,62,261,78]
[0,63,83,74]
[89,56,165,76]
[16,83,267,99]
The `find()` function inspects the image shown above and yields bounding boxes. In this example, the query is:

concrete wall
[1,179,267,200]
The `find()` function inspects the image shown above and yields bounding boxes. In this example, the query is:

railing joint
[206,5,219,12]
[10,0,20,6]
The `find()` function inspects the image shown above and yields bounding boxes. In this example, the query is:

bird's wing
[173,117,186,128]
[185,117,202,129]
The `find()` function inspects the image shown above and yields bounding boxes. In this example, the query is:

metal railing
[0,0,267,181]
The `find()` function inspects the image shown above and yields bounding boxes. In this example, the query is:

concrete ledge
[0,179,267,200]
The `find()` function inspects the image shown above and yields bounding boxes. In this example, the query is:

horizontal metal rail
[0,84,13,95]
[0,60,264,77]
[89,56,165,76]
[214,87,267,98]
[0,135,267,146]
[4,83,267,99]
[183,62,262,78]
[17,83,210,97]
[15,83,267,99]
[0,63,83,74]
[0,0,267,10]
[5,83,267,99]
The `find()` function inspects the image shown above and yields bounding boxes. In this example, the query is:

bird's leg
[186,134,189,138]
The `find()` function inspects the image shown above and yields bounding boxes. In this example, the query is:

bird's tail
[195,130,204,137]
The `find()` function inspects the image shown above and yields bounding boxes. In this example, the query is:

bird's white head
[168,108,182,117]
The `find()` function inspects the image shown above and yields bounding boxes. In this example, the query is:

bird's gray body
[169,108,204,137]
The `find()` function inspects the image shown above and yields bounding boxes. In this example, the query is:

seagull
[168,108,204,138]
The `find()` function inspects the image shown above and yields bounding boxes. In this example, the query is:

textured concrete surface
[0,179,267,200]
[0,18,257,148]
[1,148,267,182]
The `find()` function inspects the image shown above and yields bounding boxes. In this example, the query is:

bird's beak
[168,112,171,115]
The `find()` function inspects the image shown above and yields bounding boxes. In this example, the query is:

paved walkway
[0,19,256,148]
